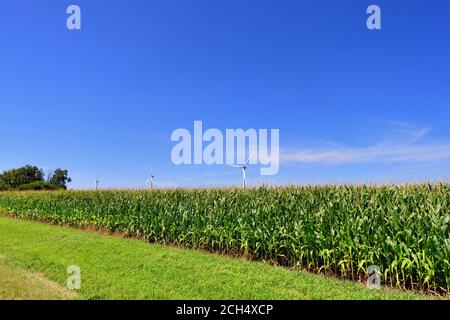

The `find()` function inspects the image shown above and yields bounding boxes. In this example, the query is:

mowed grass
[0,216,431,300]
[0,258,77,300]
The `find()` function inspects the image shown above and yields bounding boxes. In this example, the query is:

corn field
[0,184,448,293]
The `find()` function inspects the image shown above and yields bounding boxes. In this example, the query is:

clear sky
[1,0,449,189]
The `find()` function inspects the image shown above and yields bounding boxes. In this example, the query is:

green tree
[0,165,44,189]
[48,169,72,190]
[0,179,9,191]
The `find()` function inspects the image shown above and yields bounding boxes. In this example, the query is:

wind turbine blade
[150,162,154,175]
[244,152,255,166]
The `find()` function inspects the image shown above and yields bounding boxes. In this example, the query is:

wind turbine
[146,164,155,189]
[230,155,253,189]
[95,178,100,190]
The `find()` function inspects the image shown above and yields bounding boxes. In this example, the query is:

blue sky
[0,0,449,189]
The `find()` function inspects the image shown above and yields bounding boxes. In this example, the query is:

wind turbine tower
[147,164,155,189]
[231,156,252,189]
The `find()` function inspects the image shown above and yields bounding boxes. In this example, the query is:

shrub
[15,181,61,191]
[0,179,9,191]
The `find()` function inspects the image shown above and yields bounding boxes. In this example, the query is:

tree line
[0,165,71,191]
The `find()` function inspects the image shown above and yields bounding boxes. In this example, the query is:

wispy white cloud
[282,144,450,164]
[281,123,450,165]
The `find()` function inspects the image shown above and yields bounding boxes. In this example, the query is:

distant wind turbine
[230,155,253,189]
[95,178,100,190]
[146,164,155,189]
